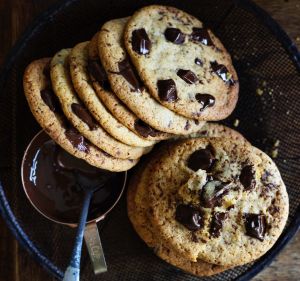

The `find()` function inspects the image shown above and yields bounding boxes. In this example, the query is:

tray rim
[0,0,299,280]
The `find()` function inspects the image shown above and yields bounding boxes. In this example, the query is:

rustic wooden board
[0,0,299,280]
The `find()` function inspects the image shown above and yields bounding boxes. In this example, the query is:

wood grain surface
[0,0,299,280]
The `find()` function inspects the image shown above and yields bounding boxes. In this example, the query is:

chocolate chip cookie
[50,48,151,160]
[23,58,138,172]
[127,154,228,277]
[98,17,206,135]
[124,5,239,120]
[147,137,289,266]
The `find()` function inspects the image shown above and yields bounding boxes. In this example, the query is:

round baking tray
[0,0,299,280]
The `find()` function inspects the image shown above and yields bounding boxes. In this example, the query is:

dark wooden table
[0,0,299,280]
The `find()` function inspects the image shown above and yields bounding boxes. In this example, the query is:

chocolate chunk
[87,59,110,90]
[71,103,98,130]
[210,61,234,85]
[195,58,203,66]
[200,180,232,208]
[134,119,161,138]
[240,165,256,191]
[116,58,142,92]
[164,28,185,44]
[244,214,266,241]
[210,212,228,238]
[177,69,198,84]
[40,89,60,112]
[191,28,214,46]
[132,28,151,55]
[187,146,215,171]
[65,128,89,153]
[195,94,215,111]
[157,79,177,102]
[175,204,204,231]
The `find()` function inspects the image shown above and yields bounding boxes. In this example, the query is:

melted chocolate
[210,61,234,85]
[87,59,110,90]
[71,103,98,130]
[191,28,214,46]
[134,119,161,138]
[195,93,215,111]
[65,127,89,153]
[164,28,185,44]
[244,213,266,241]
[40,89,60,112]
[157,79,178,102]
[195,58,203,66]
[240,165,256,191]
[175,204,203,231]
[116,58,141,92]
[22,132,124,224]
[210,212,228,238]
[132,28,151,55]
[177,69,198,84]
[200,180,231,208]
[187,146,215,171]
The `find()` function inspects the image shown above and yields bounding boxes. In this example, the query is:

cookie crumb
[286,110,290,115]
[256,88,264,96]
[233,119,239,127]
[271,149,278,159]
[274,140,280,147]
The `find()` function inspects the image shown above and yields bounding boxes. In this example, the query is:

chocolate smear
[41,89,60,113]
[65,128,89,153]
[115,58,142,92]
[134,119,161,138]
[71,103,98,130]
[87,59,110,90]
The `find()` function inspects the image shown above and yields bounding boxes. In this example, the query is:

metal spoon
[63,174,112,281]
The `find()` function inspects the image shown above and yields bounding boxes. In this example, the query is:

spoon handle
[63,190,93,281]
[84,222,107,274]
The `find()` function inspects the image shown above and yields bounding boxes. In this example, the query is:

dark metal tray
[0,0,299,280]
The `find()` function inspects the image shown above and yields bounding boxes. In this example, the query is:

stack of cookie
[128,123,289,277]
[23,5,239,172]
